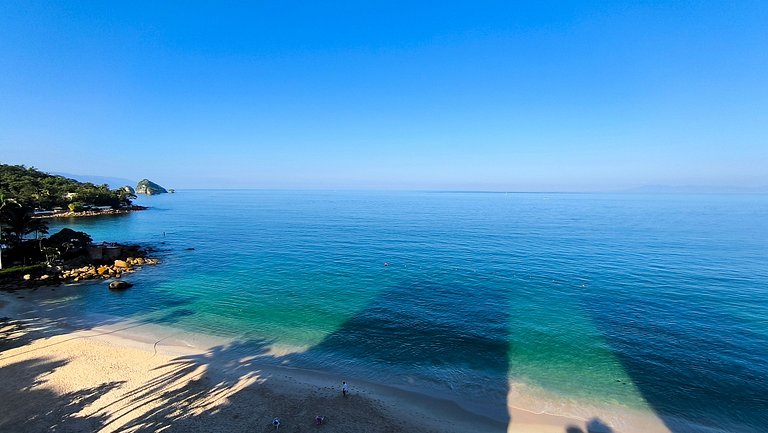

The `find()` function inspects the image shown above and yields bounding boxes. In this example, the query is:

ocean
[45,190,768,432]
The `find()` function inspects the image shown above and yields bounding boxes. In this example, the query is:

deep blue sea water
[46,191,768,432]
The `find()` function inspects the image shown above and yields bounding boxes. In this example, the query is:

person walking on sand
[342,381,349,397]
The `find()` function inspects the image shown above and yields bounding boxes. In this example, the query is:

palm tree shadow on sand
[0,356,123,433]
[121,277,513,432]
[3,277,513,432]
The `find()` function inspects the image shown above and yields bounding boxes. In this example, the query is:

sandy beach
[0,290,672,433]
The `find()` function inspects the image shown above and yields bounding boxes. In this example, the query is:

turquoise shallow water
[47,191,768,432]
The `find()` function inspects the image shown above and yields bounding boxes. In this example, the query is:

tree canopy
[0,164,134,210]
[1,203,48,247]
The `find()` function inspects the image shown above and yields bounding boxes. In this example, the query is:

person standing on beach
[342,381,349,397]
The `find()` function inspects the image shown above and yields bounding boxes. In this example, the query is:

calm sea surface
[47,191,768,432]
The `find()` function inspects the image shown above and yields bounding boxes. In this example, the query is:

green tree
[118,189,137,207]
[0,194,8,269]
[0,204,49,248]
[0,164,133,210]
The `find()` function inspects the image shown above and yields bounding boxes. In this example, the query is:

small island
[136,179,168,195]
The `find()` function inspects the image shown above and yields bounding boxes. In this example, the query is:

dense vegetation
[0,164,135,210]
[1,164,134,268]
[0,226,96,277]
[0,202,49,247]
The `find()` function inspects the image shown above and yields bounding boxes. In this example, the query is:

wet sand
[0,291,671,433]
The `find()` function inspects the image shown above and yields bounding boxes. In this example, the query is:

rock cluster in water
[109,280,134,290]
[58,257,159,282]
[3,256,160,291]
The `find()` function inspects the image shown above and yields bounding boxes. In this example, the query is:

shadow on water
[580,287,768,433]
[1,277,512,432]
[9,280,762,433]
[14,274,758,432]
[290,279,512,427]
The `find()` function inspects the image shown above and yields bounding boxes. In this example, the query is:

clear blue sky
[1,1,766,190]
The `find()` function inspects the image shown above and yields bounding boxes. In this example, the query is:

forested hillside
[0,164,134,210]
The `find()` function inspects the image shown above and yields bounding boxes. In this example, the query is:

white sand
[0,291,673,433]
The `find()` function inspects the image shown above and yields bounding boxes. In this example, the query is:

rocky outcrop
[0,240,162,291]
[121,185,136,194]
[0,256,160,291]
[59,257,159,282]
[136,179,168,195]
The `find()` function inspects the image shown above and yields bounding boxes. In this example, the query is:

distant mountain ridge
[622,185,768,194]
[52,172,135,189]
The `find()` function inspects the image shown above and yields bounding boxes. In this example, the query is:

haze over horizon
[1,1,766,191]
[27,170,768,194]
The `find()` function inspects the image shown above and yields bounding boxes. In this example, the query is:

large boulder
[136,179,168,195]
[108,281,133,290]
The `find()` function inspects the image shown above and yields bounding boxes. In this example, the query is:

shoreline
[0,291,506,433]
[33,205,148,219]
[0,251,159,291]
[0,290,678,433]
